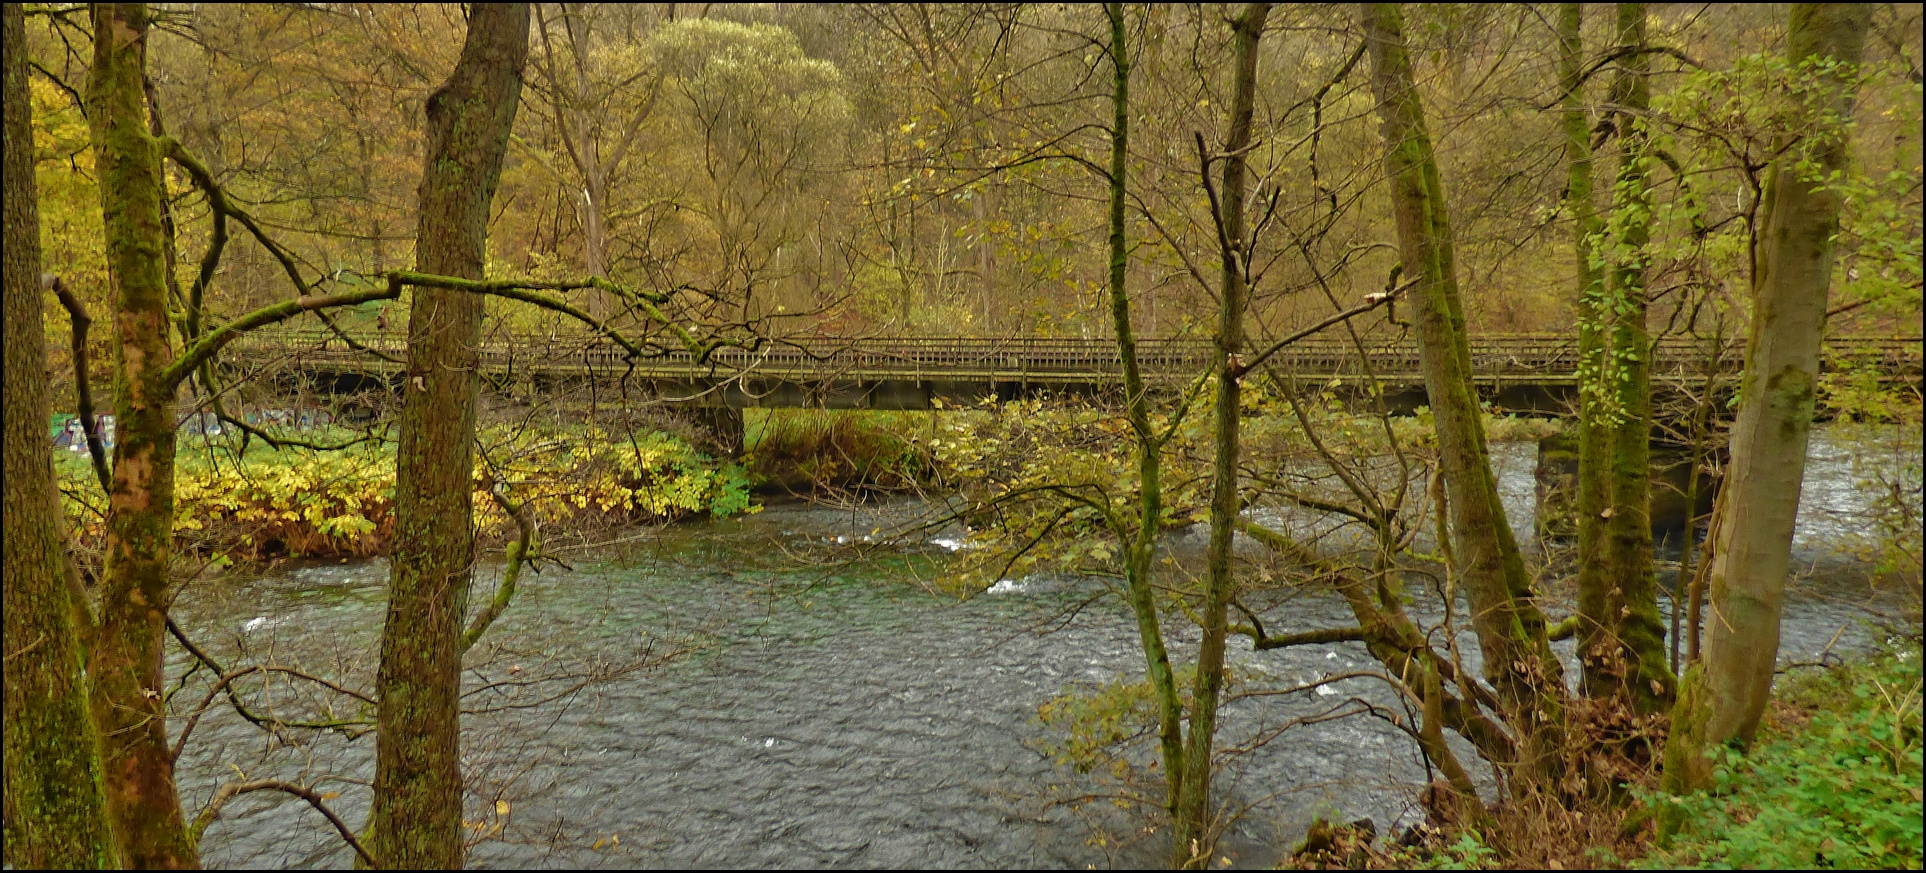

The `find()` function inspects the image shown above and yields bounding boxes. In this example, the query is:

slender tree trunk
[1673,327,1725,670]
[1670,412,1706,671]
[536,2,630,320]
[1175,5,1269,868]
[566,4,605,290]
[1598,3,1672,713]
[370,6,529,868]
[1562,5,1615,696]
[3,3,118,866]
[1575,3,1674,713]
[1667,2,1869,792]
[1102,0,1186,833]
[1361,1,1566,783]
[85,4,198,866]
[973,192,993,331]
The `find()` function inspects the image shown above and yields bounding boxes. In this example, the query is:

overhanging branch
[1241,277,1416,374]
[189,779,373,866]
[161,283,404,390]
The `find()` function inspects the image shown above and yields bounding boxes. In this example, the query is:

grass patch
[743,409,944,494]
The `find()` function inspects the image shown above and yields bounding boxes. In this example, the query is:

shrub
[56,423,752,560]
[744,409,937,492]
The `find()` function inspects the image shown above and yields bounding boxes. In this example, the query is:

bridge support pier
[1534,432,1720,548]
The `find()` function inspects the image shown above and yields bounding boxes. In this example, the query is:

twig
[3,633,47,664]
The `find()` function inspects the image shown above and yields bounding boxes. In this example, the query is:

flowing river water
[171,427,1917,868]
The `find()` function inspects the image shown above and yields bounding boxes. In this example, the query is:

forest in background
[21,3,1921,361]
[4,3,1921,870]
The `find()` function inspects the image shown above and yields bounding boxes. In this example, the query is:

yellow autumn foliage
[55,424,751,560]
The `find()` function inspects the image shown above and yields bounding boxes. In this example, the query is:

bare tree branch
[48,275,111,493]
[189,779,374,867]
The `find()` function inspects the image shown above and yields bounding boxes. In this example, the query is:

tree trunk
[582,173,607,277]
[1562,5,1613,684]
[1175,5,1269,868]
[1574,2,1674,714]
[1101,0,1186,834]
[577,170,611,318]
[85,4,198,866]
[1597,2,1672,713]
[3,3,119,866]
[1361,1,1566,782]
[566,3,605,289]
[1666,2,1869,791]
[534,3,628,319]
[973,191,994,330]
[370,6,529,868]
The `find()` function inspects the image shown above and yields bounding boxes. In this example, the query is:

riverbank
[53,408,1915,574]
[1643,639,1922,869]
[1304,638,1922,870]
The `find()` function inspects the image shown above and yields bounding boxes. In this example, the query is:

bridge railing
[222,330,1920,382]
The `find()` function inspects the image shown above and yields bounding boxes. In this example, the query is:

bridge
[225,330,1921,414]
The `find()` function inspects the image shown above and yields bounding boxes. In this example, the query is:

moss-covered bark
[2,3,119,867]
[1574,3,1674,714]
[1564,6,1613,675]
[1362,1,1566,783]
[370,6,529,868]
[1101,2,1187,829]
[1598,2,1673,714]
[84,4,197,867]
[1175,5,1270,867]
[1667,2,1870,792]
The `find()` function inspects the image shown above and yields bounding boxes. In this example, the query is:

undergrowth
[55,422,751,561]
[744,409,942,493]
[1640,640,1923,870]
[1274,640,1923,870]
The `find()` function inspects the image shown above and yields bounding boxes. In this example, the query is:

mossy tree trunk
[2,3,119,866]
[84,4,198,866]
[1666,2,1869,792]
[1101,2,1187,830]
[1574,3,1675,714]
[370,5,529,868]
[1564,1,1613,704]
[1361,1,1567,783]
[1175,4,1270,867]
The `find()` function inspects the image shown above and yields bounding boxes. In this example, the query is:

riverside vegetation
[52,421,755,561]
[47,403,1553,562]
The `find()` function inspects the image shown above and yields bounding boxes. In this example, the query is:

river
[171,426,1918,868]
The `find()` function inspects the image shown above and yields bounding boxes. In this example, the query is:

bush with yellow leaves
[55,423,752,561]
